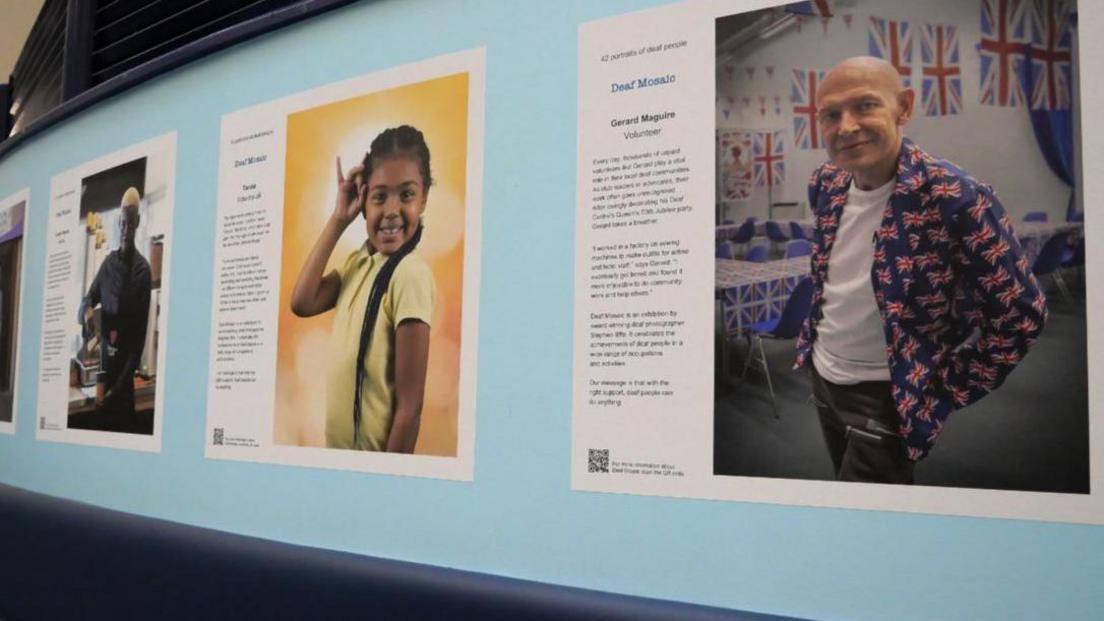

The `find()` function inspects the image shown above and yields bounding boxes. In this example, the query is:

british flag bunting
[1027,0,1074,110]
[921,23,963,116]
[980,0,1031,107]
[869,17,913,87]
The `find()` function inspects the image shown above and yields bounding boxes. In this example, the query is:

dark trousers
[810,365,915,485]
[67,380,137,433]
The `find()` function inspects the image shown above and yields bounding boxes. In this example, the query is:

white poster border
[204,48,484,481]
[572,0,1104,524]
[35,132,177,453]
[0,188,30,435]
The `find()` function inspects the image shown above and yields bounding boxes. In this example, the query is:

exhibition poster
[37,133,176,452]
[0,188,29,434]
[206,49,484,480]
[573,0,1098,523]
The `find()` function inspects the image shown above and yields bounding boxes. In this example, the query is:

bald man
[793,57,1046,483]
[78,187,152,432]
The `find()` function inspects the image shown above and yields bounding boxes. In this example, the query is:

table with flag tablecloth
[716,220,814,243]
[717,220,1080,260]
[715,220,1081,338]
[716,257,811,336]
[1014,221,1082,263]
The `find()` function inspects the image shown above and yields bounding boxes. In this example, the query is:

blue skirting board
[0,483,801,620]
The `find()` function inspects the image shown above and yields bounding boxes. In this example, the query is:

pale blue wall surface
[0,1,1101,619]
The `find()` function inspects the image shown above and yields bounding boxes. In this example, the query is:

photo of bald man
[794,56,1046,483]
[713,0,1085,494]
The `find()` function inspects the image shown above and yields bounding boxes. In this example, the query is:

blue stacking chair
[789,221,809,241]
[764,221,790,257]
[765,220,789,241]
[1062,235,1086,291]
[784,239,812,258]
[730,219,756,256]
[1062,236,1084,268]
[741,278,815,417]
[716,241,737,260]
[745,244,769,263]
[1023,211,1048,222]
[1033,233,1073,304]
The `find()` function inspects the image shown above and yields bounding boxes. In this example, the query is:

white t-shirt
[812,179,895,384]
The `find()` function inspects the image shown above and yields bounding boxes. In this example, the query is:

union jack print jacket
[794,138,1047,460]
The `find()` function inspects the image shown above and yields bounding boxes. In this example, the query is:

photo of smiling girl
[290,126,436,452]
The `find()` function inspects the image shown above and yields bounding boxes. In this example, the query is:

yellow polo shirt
[325,246,435,450]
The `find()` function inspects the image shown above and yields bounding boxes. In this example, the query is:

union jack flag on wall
[980,0,1030,107]
[1027,0,1074,110]
[792,69,825,150]
[921,23,962,116]
[753,130,785,187]
[869,17,913,87]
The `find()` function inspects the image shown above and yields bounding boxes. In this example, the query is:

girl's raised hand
[334,157,366,228]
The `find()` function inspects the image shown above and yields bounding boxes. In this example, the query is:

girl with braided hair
[291,125,436,452]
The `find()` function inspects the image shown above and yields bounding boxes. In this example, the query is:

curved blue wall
[0,1,1101,619]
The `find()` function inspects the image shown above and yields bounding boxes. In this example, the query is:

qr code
[588,449,610,473]
[213,428,224,446]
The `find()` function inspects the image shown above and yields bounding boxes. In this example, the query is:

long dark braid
[351,126,432,445]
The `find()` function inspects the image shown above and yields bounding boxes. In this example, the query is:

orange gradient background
[275,72,469,456]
